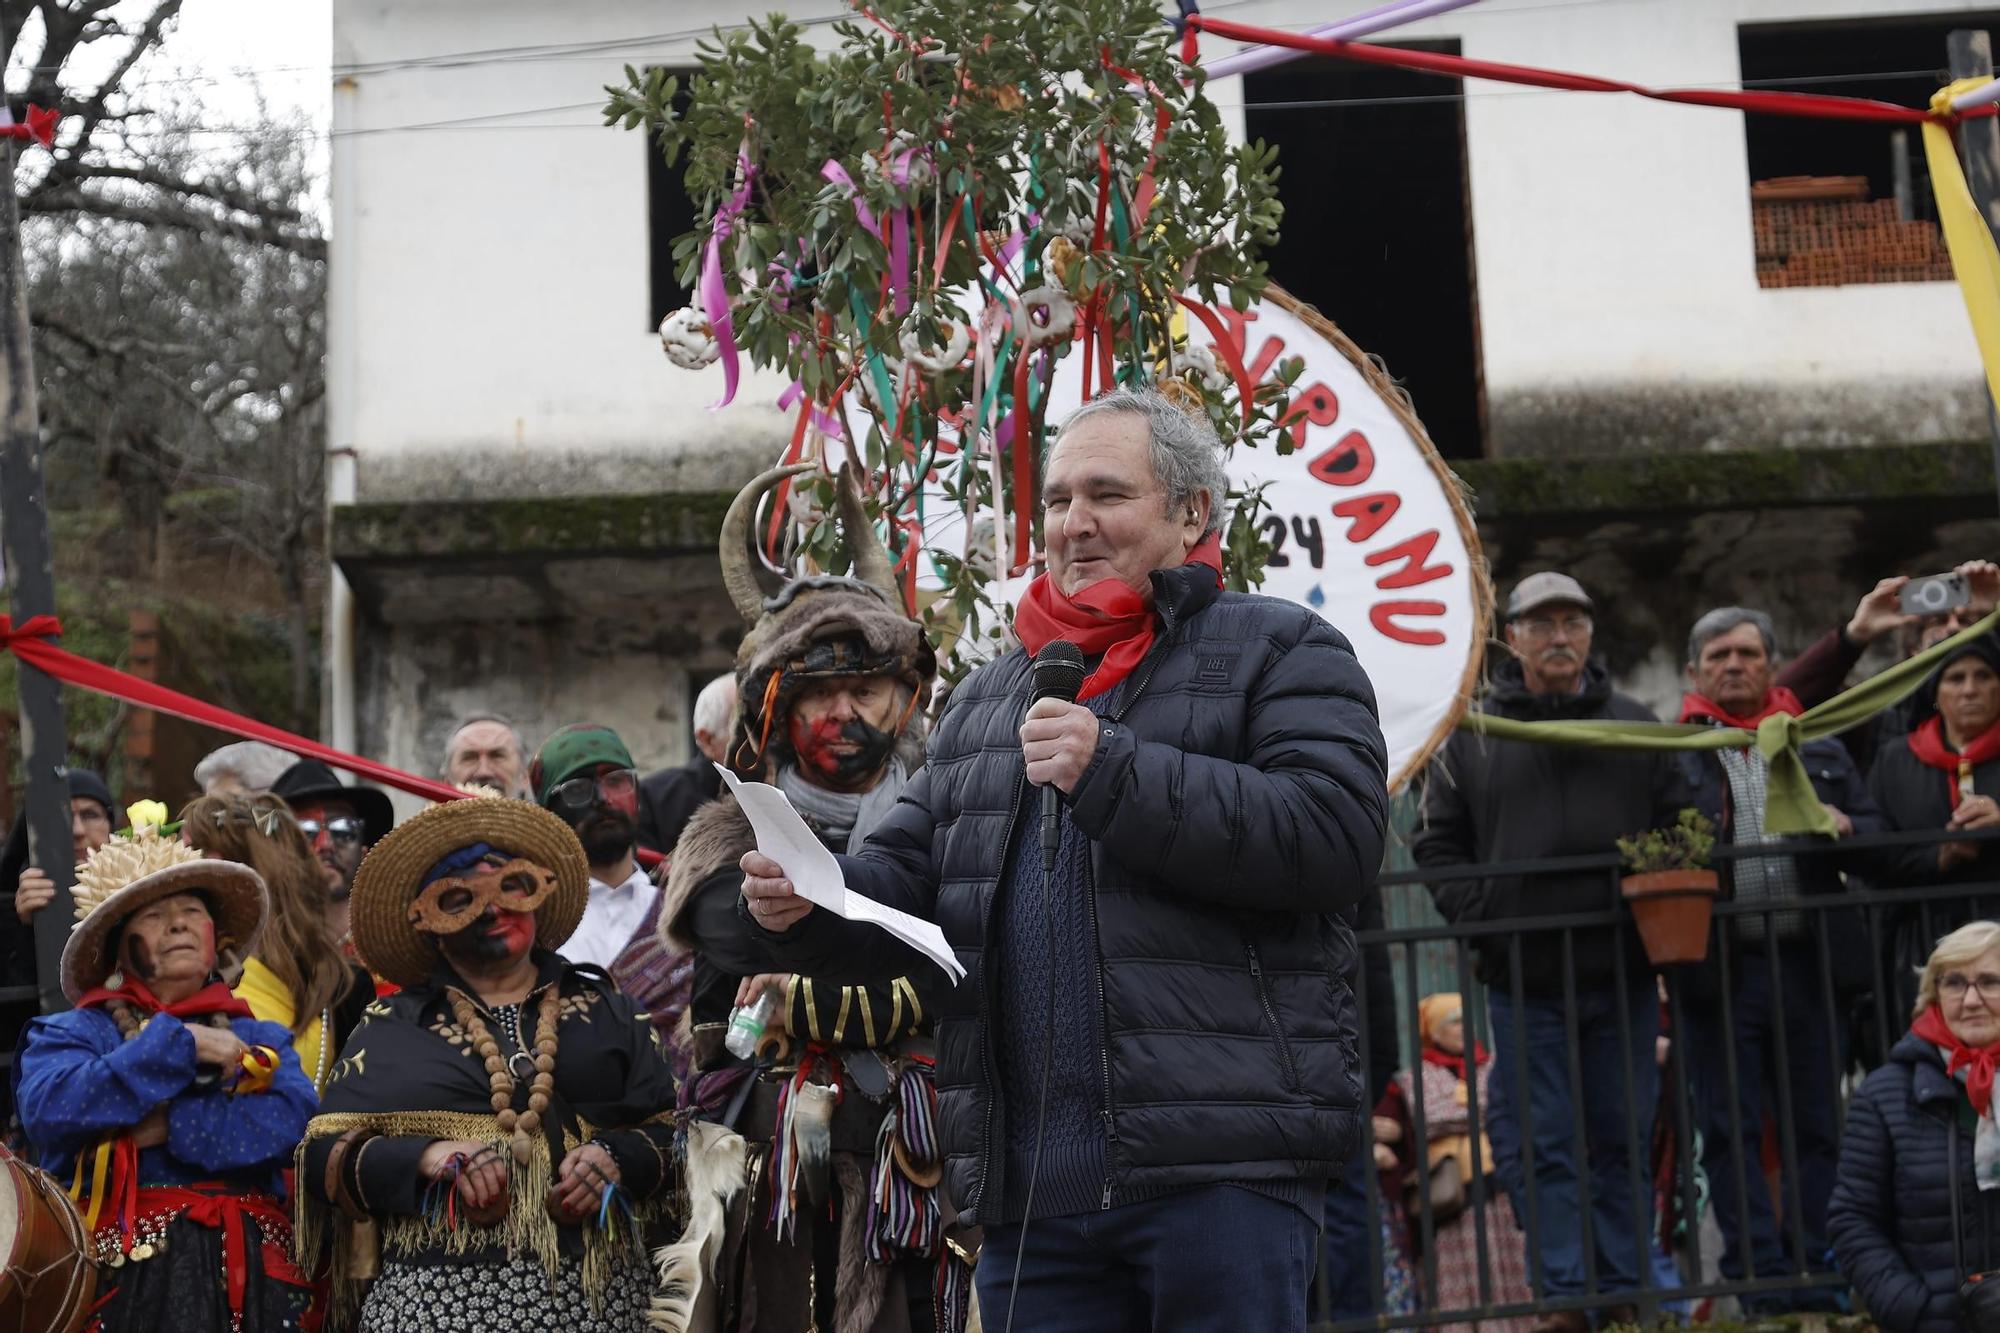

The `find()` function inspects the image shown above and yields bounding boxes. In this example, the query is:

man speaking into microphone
[741,386,1388,1330]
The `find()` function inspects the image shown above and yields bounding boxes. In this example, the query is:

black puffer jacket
[759,565,1389,1224]
[1413,658,1686,995]
[1830,1030,2000,1333]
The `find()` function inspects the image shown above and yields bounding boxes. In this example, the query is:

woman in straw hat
[295,795,676,1333]
[11,822,320,1332]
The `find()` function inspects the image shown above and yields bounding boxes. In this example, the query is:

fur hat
[719,463,935,774]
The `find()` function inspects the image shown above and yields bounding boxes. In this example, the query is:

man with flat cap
[1415,571,1686,1332]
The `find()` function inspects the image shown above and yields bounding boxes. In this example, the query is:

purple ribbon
[703,151,757,410]
[776,380,847,439]
[824,152,916,316]
[1203,0,1486,80]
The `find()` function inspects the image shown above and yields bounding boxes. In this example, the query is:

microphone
[1029,641,1088,875]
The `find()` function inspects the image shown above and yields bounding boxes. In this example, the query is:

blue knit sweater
[996,691,1115,1223]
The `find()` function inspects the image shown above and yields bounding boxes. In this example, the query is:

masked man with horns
[294,796,678,1332]
[13,825,319,1332]
[653,464,963,1333]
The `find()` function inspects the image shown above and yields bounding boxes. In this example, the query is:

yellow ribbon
[1925,80,2000,407]
[235,1045,281,1094]
[67,1136,113,1231]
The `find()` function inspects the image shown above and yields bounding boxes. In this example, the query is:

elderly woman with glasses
[1831,920,2000,1333]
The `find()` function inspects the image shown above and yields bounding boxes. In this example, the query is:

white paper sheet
[716,765,965,982]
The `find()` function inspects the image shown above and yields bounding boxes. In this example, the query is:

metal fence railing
[1325,824,2000,1331]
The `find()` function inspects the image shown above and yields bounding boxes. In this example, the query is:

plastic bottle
[724,988,777,1060]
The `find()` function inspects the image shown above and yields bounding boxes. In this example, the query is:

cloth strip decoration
[0,105,59,147]
[0,615,665,865]
[865,1060,942,1263]
[1926,78,2000,409]
[702,148,757,410]
[1459,609,2000,836]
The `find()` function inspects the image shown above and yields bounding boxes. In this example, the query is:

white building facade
[326,0,1999,786]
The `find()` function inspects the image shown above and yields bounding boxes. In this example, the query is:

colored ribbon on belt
[162,1186,291,1319]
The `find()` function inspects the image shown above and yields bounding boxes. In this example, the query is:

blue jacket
[15,1006,317,1196]
[760,565,1390,1223]
[1830,1030,2000,1333]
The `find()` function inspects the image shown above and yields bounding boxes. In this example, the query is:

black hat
[65,769,113,816]
[270,759,394,846]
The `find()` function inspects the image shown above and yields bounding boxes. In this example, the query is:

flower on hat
[125,799,170,834]
[70,826,206,925]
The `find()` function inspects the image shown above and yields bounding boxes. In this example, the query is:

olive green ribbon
[1459,610,2000,837]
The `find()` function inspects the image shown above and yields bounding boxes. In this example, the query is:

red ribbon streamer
[0,106,58,148]
[1173,296,1257,425]
[0,615,665,865]
[1187,15,1989,126]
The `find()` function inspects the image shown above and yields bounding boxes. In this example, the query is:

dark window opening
[646,71,698,329]
[1739,14,2000,288]
[1244,47,1485,461]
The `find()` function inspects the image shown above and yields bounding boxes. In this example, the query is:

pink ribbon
[822,160,881,240]
[776,380,847,439]
[823,151,918,315]
[703,151,757,410]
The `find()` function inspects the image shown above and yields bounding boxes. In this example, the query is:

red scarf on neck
[1678,686,1805,730]
[1913,1003,2000,1116]
[74,975,253,1021]
[1419,1041,1488,1082]
[1012,533,1223,701]
[1908,713,2000,809]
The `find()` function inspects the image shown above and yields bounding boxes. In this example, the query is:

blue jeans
[1488,976,1660,1301]
[977,1184,1321,1332]
[1313,1142,1375,1320]
[1684,945,1844,1311]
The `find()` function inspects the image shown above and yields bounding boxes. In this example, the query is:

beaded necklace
[446,982,562,1163]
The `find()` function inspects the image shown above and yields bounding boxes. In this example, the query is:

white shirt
[561,864,660,969]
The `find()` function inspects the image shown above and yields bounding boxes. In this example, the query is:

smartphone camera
[1900,573,1971,617]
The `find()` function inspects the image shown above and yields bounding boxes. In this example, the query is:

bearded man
[652,464,959,1333]
[296,796,678,1332]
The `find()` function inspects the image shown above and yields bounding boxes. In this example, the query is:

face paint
[788,713,899,785]
[125,935,159,985]
[440,907,537,967]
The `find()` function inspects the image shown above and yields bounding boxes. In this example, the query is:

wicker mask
[405,855,559,935]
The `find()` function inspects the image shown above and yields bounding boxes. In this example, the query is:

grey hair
[692,674,736,738]
[192,741,295,794]
[1686,607,1778,667]
[440,712,528,775]
[1052,386,1229,539]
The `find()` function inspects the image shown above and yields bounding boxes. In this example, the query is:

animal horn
[836,463,901,606]
[719,462,816,624]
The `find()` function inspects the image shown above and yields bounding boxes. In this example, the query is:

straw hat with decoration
[348,796,588,989]
[60,825,268,1003]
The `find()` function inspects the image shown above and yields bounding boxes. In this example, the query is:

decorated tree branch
[605,0,1305,669]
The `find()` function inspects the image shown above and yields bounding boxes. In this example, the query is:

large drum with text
[0,1144,95,1333]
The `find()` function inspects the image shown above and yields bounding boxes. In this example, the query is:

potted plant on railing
[1616,809,1720,966]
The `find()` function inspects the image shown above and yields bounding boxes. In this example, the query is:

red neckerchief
[1419,1041,1488,1082]
[74,976,254,1022]
[1677,686,1806,730]
[1913,1003,2000,1116]
[1013,533,1223,701]
[1909,714,2000,809]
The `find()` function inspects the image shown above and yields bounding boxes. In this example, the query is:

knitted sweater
[994,691,1116,1221]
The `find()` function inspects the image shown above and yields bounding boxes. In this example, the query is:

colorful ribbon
[703,149,758,410]
[0,105,58,149]
[1927,79,2000,409]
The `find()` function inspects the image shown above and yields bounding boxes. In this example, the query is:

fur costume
[649,463,963,1333]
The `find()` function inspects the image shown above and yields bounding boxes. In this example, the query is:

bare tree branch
[21,184,326,260]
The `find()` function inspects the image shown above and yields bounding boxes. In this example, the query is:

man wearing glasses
[271,757,395,945]
[1415,572,1686,1333]
[528,724,658,969]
